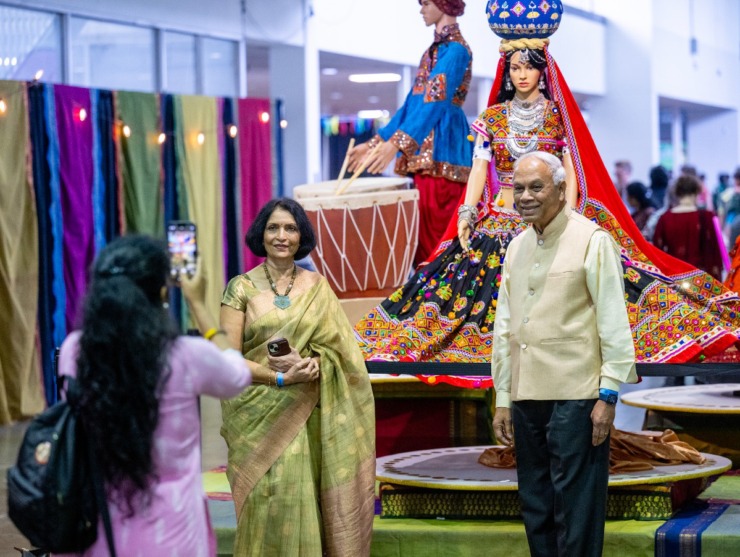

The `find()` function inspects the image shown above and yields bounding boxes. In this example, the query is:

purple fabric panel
[54,85,94,330]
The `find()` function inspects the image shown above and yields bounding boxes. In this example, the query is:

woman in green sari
[220,198,376,556]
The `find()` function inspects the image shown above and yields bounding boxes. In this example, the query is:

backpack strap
[89,450,117,557]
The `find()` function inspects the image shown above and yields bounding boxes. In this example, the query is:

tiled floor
[0,395,227,557]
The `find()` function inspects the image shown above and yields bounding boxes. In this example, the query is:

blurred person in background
[613,159,632,208]
[626,181,656,239]
[653,174,724,281]
[648,165,670,210]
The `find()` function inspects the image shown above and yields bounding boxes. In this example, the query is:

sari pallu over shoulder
[221,276,375,556]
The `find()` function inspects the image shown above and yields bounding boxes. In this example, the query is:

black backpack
[7,378,116,555]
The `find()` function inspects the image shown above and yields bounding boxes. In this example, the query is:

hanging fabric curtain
[0,80,45,423]
[116,91,163,236]
[28,82,57,404]
[90,89,120,250]
[237,98,273,270]
[174,95,225,319]
[221,98,242,280]
[54,84,95,331]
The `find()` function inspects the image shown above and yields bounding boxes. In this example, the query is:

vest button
[523,317,529,323]
[537,239,544,246]
[529,289,535,296]
[534,263,540,268]
[521,343,528,350]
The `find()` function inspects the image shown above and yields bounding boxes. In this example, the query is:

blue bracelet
[276,372,284,388]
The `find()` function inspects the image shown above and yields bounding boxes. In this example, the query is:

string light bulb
[228,125,238,138]
[158,132,166,144]
[122,125,131,138]
[259,111,270,124]
[197,132,205,145]
[33,69,44,81]
[76,108,87,122]
[280,119,288,129]
[0,99,6,114]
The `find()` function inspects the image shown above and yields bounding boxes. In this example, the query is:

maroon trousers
[413,174,465,267]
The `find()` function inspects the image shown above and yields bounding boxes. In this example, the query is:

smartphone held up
[167,221,197,281]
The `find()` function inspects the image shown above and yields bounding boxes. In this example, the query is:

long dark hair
[76,235,178,516]
[496,49,551,103]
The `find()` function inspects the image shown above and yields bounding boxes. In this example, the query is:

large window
[165,31,197,94]
[0,7,241,96]
[70,18,155,92]
[202,37,238,97]
[0,6,62,82]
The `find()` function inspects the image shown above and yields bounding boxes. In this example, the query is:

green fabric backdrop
[0,81,45,422]
[116,91,163,236]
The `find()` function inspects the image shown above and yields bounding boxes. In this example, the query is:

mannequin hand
[458,220,472,253]
[366,142,399,174]
[347,142,371,173]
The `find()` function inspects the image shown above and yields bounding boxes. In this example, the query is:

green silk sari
[221,272,375,556]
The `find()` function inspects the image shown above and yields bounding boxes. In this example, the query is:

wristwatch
[598,388,618,406]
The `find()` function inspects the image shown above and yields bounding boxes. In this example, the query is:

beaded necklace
[263,262,297,309]
[506,94,546,158]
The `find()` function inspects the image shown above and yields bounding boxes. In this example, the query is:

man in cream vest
[492,151,637,557]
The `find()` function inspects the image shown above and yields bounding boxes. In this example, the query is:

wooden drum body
[294,177,418,298]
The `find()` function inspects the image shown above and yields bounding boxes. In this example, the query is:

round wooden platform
[376,445,731,491]
[621,383,740,414]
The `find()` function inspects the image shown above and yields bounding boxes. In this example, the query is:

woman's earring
[505,75,513,91]
[538,75,546,90]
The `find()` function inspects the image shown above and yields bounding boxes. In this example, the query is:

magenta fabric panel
[54,85,94,330]
[237,98,273,270]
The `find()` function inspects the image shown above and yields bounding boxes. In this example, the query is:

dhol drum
[294,177,418,298]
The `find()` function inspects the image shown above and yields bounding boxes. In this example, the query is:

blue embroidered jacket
[377,23,473,184]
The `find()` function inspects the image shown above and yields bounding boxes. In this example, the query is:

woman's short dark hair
[246,198,316,260]
[496,49,550,103]
[673,174,702,199]
[649,165,669,190]
[626,181,653,210]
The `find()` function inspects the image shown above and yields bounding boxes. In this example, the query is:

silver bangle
[458,204,477,215]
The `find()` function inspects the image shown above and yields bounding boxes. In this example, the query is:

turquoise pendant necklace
[263,262,297,309]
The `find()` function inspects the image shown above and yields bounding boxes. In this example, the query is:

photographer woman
[57,235,251,556]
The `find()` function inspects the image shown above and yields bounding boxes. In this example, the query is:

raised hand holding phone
[167,221,197,281]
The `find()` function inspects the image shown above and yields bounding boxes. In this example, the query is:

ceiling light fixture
[357,109,390,119]
[321,67,338,76]
[349,73,401,83]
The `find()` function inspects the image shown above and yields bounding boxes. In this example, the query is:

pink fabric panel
[237,98,273,271]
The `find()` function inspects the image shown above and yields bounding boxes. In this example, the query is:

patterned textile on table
[220,273,376,557]
[354,47,740,388]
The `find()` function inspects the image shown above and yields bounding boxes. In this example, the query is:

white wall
[580,0,657,183]
[312,0,607,93]
[652,0,740,110]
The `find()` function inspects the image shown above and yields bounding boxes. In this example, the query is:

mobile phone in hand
[167,221,197,281]
[267,338,291,357]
